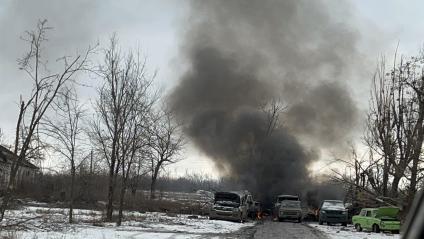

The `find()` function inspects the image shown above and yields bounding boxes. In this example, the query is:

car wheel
[319,219,323,225]
[327,222,331,226]
[372,224,380,233]
[355,224,362,232]
[342,222,347,227]
[297,218,302,223]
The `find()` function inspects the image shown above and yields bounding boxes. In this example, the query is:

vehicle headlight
[321,211,326,214]
[342,211,347,215]
[381,222,385,226]
[233,207,240,212]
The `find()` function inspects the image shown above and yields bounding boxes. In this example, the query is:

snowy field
[308,223,401,239]
[0,205,254,239]
[0,205,405,239]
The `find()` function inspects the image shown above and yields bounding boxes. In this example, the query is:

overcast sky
[1,0,424,178]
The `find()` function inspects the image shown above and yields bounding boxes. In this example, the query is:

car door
[240,195,248,219]
[246,195,253,213]
[318,202,324,219]
[355,209,366,227]
[365,210,373,229]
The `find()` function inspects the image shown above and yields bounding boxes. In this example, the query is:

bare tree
[261,98,286,137]
[396,53,424,206]
[362,50,424,208]
[0,20,94,221]
[148,108,184,199]
[328,145,401,208]
[381,54,424,202]
[90,35,155,222]
[116,112,146,226]
[116,72,155,226]
[364,57,397,197]
[42,86,85,223]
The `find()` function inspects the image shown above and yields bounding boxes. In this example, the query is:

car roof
[215,191,249,197]
[277,194,298,198]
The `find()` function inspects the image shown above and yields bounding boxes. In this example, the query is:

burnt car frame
[209,191,251,222]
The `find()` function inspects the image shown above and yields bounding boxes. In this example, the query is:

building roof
[0,145,39,169]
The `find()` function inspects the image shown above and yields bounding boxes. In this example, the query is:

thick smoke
[171,0,360,206]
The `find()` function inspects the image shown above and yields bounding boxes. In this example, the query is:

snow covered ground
[0,206,254,239]
[308,223,401,239]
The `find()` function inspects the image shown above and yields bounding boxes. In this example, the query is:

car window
[277,196,298,202]
[281,200,301,208]
[366,210,372,217]
[359,209,366,216]
[322,201,344,209]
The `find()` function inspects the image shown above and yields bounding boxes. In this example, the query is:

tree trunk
[69,164,75,223]
[408,99,424,207]
[117,153,129,227]
[150,164,160,200]
[117,178,127,226]
[408,158,419,206]
[0,183,13,221]
[391,174,401,198]
[150,178,157,200]
[382,156,389,196]
[106,164,115,221]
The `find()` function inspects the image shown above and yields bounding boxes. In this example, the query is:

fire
[256,211,263,220]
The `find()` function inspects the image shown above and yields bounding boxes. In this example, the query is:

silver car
[209,191,250,222]
[277,200,302,222]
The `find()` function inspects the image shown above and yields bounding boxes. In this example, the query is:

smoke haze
[171,0,360,205]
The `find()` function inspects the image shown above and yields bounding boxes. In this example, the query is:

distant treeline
[14,170,243,206]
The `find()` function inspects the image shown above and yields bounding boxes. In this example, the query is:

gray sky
[1,0,424,178]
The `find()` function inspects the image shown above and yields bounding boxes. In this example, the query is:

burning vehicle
[318,200,348,226]
[248,201,262,219]
[274,195,302,222]
[209,191,251,222]
[247,201,262,219]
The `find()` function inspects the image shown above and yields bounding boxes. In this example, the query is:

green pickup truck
[352,207,401,234]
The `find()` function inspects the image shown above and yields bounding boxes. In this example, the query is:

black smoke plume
[171,0,360,206]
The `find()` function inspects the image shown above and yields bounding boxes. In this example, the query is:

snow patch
[308,223,401,239]
[0,206,254,239]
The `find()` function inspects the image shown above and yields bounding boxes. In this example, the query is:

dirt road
[198,219,329,238]
[252,220,328,239]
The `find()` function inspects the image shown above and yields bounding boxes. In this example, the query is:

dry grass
[129,198,210,216]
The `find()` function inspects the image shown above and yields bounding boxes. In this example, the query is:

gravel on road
[253,220,328,239]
